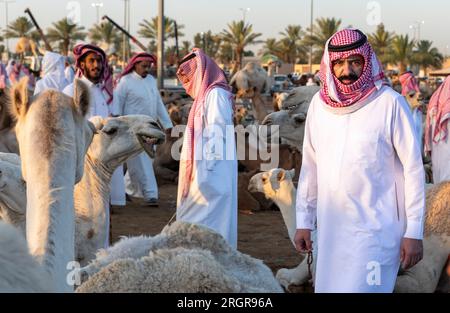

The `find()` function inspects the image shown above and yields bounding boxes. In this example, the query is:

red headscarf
[399,71,420,96]
[319,28,386,112]
[176,48,231,200]
[72,43,113,104]
[115,52,157,85]
[425,76,450,153]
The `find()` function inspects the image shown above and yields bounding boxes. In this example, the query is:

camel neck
[274,181,297,244]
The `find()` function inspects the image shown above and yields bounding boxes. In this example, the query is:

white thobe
[296,86,425,292]
[113,71,173,200]
[431,119,450,183]
[63,75,125,247]
[176,88,238,249]
[411,107,423,150]
[33,52,68,96]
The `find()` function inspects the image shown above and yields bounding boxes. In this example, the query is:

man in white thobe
[63,44,125,247]
[34,51,69,95]
[294,29,425,292]
[425,75,450,183]
[113,52,173,206]
[175,49,238,249]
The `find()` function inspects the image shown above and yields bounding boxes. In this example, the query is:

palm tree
[193,31,221,57]
[368,23,394,67]
[412,40,444,75]
[46,18,86,56]
[261,38,280,56]
[303,17,341,63]
[3,17,34,39]
[88,21,121,52]
[391,34,415,73]
[220,20,262,73]
[138,16,184,42]
[278,25,306,63]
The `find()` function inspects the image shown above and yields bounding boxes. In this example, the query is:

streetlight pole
[239,7,250,23]
[1,0,15,54]
[91,2,103,24]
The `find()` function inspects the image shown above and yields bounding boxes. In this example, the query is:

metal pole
[157,0,164,89]
[174,21,179,59]
[309,0,313,73]
[1,0,15,53]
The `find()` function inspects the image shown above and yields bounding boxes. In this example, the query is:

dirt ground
[111,182,312,293]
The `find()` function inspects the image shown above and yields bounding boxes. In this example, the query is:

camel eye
[103,127,117,135]
[262,177,267,183]
[150,121,159,128]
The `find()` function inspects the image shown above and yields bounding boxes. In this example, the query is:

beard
[85,67,102,82]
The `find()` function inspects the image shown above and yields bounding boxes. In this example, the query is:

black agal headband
[328,29,368,52]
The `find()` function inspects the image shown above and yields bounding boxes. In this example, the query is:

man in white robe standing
[113,52,173,206]
[34,51,69,95]
[176,48,238,249]
[425,76,450,183]
[294,29,425,292]
[63,44,125,247]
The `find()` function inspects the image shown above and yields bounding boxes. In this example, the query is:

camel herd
[0,63,448,292]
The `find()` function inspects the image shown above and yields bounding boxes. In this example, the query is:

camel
[262,86,320,150]
[229,62,269,99]
[76,221,283,293]
[75,115,165,266]
[9,76,94,292]
[248,168,450,293]
[0,89,20,154]
[0,115,165,267]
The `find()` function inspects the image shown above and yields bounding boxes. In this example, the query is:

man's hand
[294,229,313,253]
[400,238,423,270]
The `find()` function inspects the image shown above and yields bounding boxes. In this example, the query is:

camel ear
[277,169,286,182]
[73,78,90,117]
[287,168,295,180]
[89,116,104,131]
[9,76,30,118]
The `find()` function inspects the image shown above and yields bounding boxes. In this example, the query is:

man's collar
[131,70,145,80]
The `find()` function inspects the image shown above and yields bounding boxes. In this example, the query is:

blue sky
[1,0,449,55]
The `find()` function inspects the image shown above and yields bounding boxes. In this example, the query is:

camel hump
[9,76,30,119]
[73,78,91,117]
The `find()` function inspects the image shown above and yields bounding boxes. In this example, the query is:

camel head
[262,86,319,150]
[404,90,423,111]
[10,77,94,183]
[88,115,165,171]
[248,168,295,199]
[167,103,182,126]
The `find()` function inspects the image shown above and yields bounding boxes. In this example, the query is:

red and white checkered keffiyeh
[73,44,113,104]
[176,48,232,200]
[399,71,420,96]
[425,75,450,153]
[319,28,386,111]
[115,52,156,85]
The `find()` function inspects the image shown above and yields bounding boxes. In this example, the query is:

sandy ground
[110,183,312,293]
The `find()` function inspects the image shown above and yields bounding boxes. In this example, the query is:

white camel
[0,115,166,267]
[230,62,269,99]
[74,115,165,265]
[76,221,284,293]
[9,76,94,292]
[248,168,450,293]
